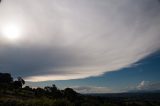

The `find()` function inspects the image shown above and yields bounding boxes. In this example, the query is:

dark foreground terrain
[0,73,160,106]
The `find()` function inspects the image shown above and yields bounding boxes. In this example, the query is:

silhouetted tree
[13,77,25,89]
[17,77,25,85]
[23,86,32,91]
[34,87,45,96]
[0,73,13,83]
[13,81,22,89]
[44,84,62,98]
[64,88,78,101]
[0,73,13,90]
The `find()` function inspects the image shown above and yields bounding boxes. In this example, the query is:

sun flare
[2,24,22,41]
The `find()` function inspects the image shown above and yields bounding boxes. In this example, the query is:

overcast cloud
[0,0,160,81]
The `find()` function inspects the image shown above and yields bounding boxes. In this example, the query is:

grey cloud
[0,45,92,76]
[0,0,160,81]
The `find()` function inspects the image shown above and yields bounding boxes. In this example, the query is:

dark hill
[0,73,160,106]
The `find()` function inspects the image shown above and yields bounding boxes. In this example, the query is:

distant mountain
[128,90,160,93]
[84,92,160,100]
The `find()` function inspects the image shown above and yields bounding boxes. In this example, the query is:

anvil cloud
[0,0,160,81]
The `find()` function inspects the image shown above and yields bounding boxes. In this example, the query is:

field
[1,90,160,106]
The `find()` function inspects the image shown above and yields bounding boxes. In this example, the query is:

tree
[23,86,32,91]
[17,77,25,85]
[64,88,78,101]
[44,84,62,98]
[13,77,25,89]
[34,87,45,96]
[0,73,13,90]
[0,73,13,83]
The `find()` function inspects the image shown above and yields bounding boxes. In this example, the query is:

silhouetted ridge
[0,73,160,106]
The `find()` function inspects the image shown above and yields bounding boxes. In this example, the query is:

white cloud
[137,81,160,91]
[0,0,160,81]
[72,86,112,94]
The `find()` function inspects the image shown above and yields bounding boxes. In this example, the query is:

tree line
[0,73,25,89]
[0,73,160,106]
[0,73,79,101]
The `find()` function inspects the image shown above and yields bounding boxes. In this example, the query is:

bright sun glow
[2,24,22,41]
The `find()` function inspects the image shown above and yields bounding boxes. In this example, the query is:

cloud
[136,81,160,91]
[72,86,112,94]
[0,0,160,81]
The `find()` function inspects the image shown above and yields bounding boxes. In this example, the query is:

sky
[0,0,160,93]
